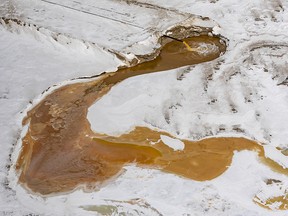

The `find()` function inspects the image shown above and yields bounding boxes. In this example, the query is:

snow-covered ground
[1,0,288,215]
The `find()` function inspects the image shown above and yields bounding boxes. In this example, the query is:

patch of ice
[160,135,185,151]
[212,25,222,35]
[190,16,218,28]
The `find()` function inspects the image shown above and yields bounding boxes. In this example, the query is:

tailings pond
[15,35,288,209]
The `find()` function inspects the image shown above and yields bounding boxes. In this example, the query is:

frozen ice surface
[160,135,185,151]
[1,0,288,215]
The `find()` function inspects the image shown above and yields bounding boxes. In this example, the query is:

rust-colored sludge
[98,127,264,181]
[16,35,287,202]
[254,195,288,210]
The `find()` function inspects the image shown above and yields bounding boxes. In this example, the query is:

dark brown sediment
[15,34,288,201]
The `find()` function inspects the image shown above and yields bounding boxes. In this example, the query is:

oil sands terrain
[0,0,288,215]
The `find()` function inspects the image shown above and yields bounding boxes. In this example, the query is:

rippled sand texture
[17,35,287,198]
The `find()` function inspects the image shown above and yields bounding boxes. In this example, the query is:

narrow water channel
[16,35,288,210]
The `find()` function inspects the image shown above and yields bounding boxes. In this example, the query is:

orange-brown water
[94,127,264,181]
[254,195,288,210]
[16,35,288,207]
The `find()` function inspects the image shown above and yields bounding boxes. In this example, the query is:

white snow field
[1,0,288,215]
